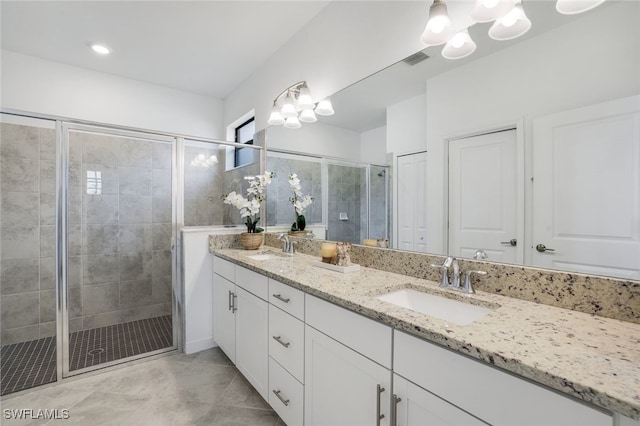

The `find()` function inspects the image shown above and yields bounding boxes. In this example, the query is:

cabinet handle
[376,384,385,425]
[392,394,402,426]
[272,335,290,348]
[272,389,290,406]
[228,290,233,311]
[231,293,237,313]
[272,293,290,303]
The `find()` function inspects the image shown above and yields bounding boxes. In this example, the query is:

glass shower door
[63,125,176,375]
[0,114,58,395]
[326,162,369,244]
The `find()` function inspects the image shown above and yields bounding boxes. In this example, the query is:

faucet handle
[430,263,450,288]
[462,270,487,294]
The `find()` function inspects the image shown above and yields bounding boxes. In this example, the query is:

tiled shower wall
[1,121,58,345]
[0,122,173,345]
[369,166,389,240]
[327,164,366,243]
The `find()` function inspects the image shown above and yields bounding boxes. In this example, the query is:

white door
[305,326,391,426]
[448,130,521,263]
[212,274,236,363]
[393,374,487,426]
[235,286,269,400]
[532,95,640,279]
[397,152,428,252]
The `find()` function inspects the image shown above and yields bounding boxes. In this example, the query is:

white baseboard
[184,337,216,355]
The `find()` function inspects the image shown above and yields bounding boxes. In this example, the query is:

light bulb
[296,83,314,110]
[471,0,514,23]
[268,103,284,126]
[90,44,111,55]
[441,29,476,60]
[420,0,455,46]
[281,92,297,118]
[488,1,530,41]
[501,8,519,26]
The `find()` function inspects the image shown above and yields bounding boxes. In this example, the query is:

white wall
[224,1,426,135]
[386,94,427,156]
[266,122,361,160]
[1,50,225,139]
[360,126,387,165]
[424,2,640,254]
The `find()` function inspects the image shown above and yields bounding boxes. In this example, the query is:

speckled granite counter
[213,247,640,420]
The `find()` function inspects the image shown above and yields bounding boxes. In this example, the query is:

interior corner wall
[1,50,225,139]
[423,1,640,255]
[223,1,426,136]
[386,94,427,156]
[360,126,387,165]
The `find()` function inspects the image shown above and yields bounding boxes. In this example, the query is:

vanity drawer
[213,255,235,282]
[269,357,303,426]
[269,279,304,320]
[269,304,304,382]
[305,294,392,368]
[236,265,268,301]
[394,330,611,426]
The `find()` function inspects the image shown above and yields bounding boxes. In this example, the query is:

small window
[234,117,255,168]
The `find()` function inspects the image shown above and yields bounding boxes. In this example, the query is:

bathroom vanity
[210,243,640,426]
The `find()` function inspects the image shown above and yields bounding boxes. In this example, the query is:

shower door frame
[58,122,181,379]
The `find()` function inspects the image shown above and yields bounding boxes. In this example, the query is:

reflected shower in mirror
[263,0,640,280]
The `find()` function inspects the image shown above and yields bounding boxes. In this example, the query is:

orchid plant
[289,173,314,232]
[223,171,275,233]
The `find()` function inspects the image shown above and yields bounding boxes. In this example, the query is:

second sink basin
[376,288,493,325]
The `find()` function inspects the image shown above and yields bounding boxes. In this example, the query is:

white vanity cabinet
[212,256,269,400]
[393,330,613,426]
[305,295,393,426]
[393,374,487,426]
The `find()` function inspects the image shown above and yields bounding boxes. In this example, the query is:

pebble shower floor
[0,315,172,396]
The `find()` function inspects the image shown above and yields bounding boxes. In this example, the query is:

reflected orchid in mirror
[223,171,275,233]
[289,173,313,231]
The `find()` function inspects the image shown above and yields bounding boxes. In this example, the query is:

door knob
[501,238,517,246]
[536,244,555,253]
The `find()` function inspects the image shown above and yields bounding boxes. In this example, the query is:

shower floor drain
[88,348,105,356]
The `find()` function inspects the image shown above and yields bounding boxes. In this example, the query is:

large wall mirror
[265,0,639,281]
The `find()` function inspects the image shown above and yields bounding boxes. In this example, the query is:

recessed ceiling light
[90,44,111,55]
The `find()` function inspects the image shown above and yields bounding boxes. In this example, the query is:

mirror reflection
[265,0,640,281]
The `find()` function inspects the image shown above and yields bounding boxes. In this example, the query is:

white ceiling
[0,1,330,99]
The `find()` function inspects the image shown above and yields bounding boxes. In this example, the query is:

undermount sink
[246,253,282,261]
[376,288,494,325]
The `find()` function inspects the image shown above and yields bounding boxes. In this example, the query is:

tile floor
[0,347,283,425]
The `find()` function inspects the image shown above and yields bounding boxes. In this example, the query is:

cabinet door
[305,325,391,426]
[236,286,269,400]
[394,374,487,426]
[213,273,236,363]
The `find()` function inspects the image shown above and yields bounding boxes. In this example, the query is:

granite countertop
[213,247,640,420]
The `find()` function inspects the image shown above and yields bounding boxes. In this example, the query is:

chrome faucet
[277,233,296,255]
[431,256,485,293]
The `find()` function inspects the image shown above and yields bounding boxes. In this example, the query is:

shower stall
[266,151,390,244]
[0,114,185,395]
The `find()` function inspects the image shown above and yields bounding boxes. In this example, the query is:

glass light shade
[420,0,456,46]
[441,29,477,60]
[267,104,284,125]
[281,93,298,118]
[556,0,606,14]
[299,108,317,123]
[315,98,335,116]
[296,84,315,110]
[284,116,301,129]
[488,2,531,40]
[471,0,514,23]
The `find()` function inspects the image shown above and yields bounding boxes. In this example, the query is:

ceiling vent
[403,51,430,66]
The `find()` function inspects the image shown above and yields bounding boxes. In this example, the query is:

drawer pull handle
[392,394,402,426]
[231,293,237,313]
[376,384,385,425]
[272,389,290,406]
[228,291,233,311]
[272,335,290,348]
[273,294,290,303]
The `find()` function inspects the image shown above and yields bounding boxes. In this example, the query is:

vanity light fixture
[442,29,477,59]
[90,43,111,55]
[421,0,606,60]
[556,0,606,15]
[420,0,456,46]
[267,81,334,129]
[488,0,531,40]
